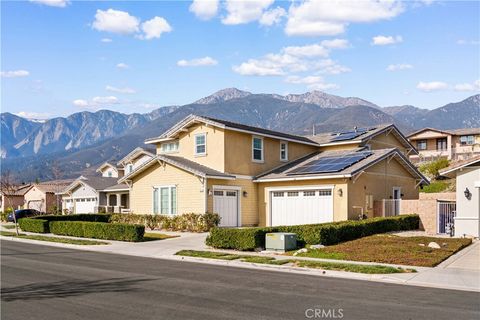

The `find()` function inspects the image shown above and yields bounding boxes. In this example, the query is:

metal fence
[383,199,401,217]
[437,201,456,235]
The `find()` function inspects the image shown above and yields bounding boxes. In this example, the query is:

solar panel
[287,152,372,175]
[330,127,374,142]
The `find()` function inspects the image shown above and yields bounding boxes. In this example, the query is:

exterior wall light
[208,189,212,196]
[337,188,343,197]
[464,187,471,200]
[243,191,248,197]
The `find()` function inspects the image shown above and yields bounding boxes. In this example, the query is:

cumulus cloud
[283,43,329,58]
[222,0,274,25]
[177,56,218,67]
[259,7,287,26]
[116,63,130,69]
[73,96,119,109]
[189,0,219,20]
[416,81,448,92]
[454,80,480,92]
[92,9,140,35]
[106,85,136,94]
[321,38,350,49]
[372,35,403,45]
[1,70,30,78]
[101,38,113,43]
[386,63,413,71]
[140,16,172,40]
[285,0,404,36]
[72,99,89,107]
[29,0,69,7]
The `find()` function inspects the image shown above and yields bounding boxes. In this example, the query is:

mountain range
[1,88,479,182]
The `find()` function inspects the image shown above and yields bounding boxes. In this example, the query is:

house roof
[144,114,319,146]
[118,154,235,183]
[407,127,480,138]
[96,162,119,173]
[254,148,428,183]
[1,184,32,196]
[117,147,155,166]
[33,180,74,193]
[59,176,128,194]
[439,155,480,176]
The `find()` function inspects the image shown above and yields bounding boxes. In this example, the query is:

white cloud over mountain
[417,81,448,92]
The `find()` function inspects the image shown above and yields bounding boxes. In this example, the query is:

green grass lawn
[2,225,16,229]
[175,250,414,273]
[142,232,179,242]
[0,231,108,245]
[291,235,472,267]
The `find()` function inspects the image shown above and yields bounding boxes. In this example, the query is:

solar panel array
[286,151,373,175]
[330,127,374,142]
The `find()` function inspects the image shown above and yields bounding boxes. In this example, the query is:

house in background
[119,114,426,227]
[0,184,31,212]
[407,127,480,163]
[24,180,73,213]
[440,156,480,238]
[96,162,123,178]
[117,147,155,176]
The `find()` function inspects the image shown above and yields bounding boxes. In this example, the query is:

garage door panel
[214,189,239,227]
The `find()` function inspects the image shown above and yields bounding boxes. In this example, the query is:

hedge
[49,221,145,242]
[206,215,420,251]
[110,212,220,232]
[18,218,50,233]
[31,214,111,223]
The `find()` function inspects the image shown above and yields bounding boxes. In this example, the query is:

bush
[32,214,111,223]
[419,158,450,179]
[206,215,420,251]
[0,212,8,223]
[49,221,144,242]
[109,212,220,232]
[18,218,50,233]
[421,181,450,193]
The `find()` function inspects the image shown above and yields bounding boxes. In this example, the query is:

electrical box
[265,232,297,252]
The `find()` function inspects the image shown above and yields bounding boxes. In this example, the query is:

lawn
[2,225,16,229]
[143,232,178,242]
[175,250,414,273]
[0,231,108,245]
[291,235,472,267]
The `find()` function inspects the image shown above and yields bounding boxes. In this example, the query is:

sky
[1,0,479,119]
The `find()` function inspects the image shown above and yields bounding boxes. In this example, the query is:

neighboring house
[97,162,124,178]
[116,147,155,176]
[0,184,31,212]
[58,176,129,214]
[24,180,73,213]
[440,156,480,238]
[119,114,427,227]
[407,127,480,163]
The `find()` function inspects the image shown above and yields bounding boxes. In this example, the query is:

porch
[96,192,130,213]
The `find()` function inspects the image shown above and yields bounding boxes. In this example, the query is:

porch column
[447,135,452,160]
[106,194,110,207]
[116,193,121,212]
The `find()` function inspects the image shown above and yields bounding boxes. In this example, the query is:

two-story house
[119,114,426,227]
[407,127,480,163]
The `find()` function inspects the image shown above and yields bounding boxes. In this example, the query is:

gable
[71,183,97,198]
[367,132,409,154]
[408,129,449,140]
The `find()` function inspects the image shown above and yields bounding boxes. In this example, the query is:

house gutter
[253,174,351,183]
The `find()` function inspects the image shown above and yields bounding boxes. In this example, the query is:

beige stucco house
[119,114,427,227]
[0,184,31,212]
[24,180,72,213]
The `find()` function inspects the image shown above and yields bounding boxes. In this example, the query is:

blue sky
[1,0,479,118]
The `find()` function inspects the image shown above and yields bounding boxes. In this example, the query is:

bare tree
[1,171,20,235]
[51,160,62,181]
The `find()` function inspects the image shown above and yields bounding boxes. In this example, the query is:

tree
[1,171,20,235]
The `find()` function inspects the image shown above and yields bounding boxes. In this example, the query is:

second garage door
[270,188,333,226]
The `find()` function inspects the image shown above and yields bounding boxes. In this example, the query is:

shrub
[49,221,144,242]
[419,158,450,179]
[0,212,8,223]
[18,218,50,233]
[109,212,220,232]
[420,181,450,193]
[206,215,420,251]
[32,214,111,223]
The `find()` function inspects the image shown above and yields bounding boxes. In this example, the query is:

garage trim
[212,185,242,227]
[265,185,334,227]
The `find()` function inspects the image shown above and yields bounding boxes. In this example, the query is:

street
[1,240,479,320]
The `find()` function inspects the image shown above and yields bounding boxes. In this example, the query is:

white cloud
[386,63,413,71]
[233,60,285,76]
[101,38,113,43]
[457,39,480,45]
[140,16,172,40]
[116,63,130,69]
[372,35,403,45]
[283,44,329,58]
[285,0,404,36]
[454,80,480,92]
[416,81,448,92]
[222,0,274,25]
[314,59,351,75]
[29,0,69,8]
[72,99,89,107]
[92,9,140,35]
[1,70,30,78]
[286,75,338,90]
[259,7,287,26]
[92,96,119,104]
[73,96,119,109]
[177,56,218,67]
[189,0,219,20]
[106,85,137,94]
[321,38,350,49]
[14,111,51,119]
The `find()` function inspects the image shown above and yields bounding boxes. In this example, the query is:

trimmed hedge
[18,218,50,233]
[49,221,145,242]
[31,214,111,223]
[206,215,420,251]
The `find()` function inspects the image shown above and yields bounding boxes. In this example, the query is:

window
[318,190,332,196]
[460,135,474,145]
[252,136,264,162]
[280,142,288,161]
[153,186,177,215]
[303,191,315,196]
[108,171,113,177]
[160,141,179,153]
[273,192,284,197]
[417,140,427,150]
[127,164,133,174]
[287,191,299,197]
[226,191,237,197]
[213,190,223,196]
[436,138,447,151]
[195,133,206,155]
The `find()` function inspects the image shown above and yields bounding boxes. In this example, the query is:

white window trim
[252,136,264,163]
[280,141,288,162]
[152,185,178,215]
[194,133,207,156]
[160,141,179,154]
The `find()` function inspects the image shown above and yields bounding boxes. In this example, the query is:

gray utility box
[265,233,297,252]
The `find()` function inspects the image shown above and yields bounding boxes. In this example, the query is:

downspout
[204,177,208,213]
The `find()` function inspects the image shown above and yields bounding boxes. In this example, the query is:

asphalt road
[1,240,479,320]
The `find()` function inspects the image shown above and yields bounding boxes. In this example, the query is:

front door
[213,189,239,227]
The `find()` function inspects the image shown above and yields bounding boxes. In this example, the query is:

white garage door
[213,189,239,227]
[270,189,333,226]
[74,198,96,214]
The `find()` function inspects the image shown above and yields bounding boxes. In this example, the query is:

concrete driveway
[439,240,480,271]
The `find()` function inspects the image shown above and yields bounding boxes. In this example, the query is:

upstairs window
[127,164,133,174]
[252,136,264,162]
[160,141,179,153]
[460,135,474,145]
[280,141,288,161]
[108,171,113,177]
[417,140,427,150]
[195,133,206,155]
[436,138,447,151]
